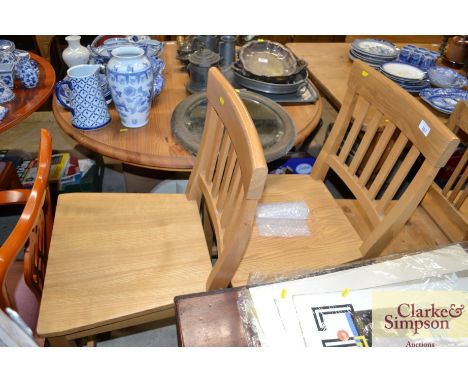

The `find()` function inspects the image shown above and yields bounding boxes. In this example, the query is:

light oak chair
[420,101,468,241]
[340,101,468,254]
[218,61,459,288]
[36,68,268,345]
[0,129,53,332]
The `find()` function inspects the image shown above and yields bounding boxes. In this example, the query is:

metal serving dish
[233,59,308,84]
[232,65,309,95]
[239,40,297,79]
[172,90,296,162]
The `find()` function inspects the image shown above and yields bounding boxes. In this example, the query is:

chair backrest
[421,100,468,241]
[0,129,53,309]
[311,61,460,258]
[444,100,468,211]
[186,67,268,290]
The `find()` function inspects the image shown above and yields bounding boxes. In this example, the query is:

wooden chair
[217,61,459,288]
[0,129,53,332]
[36,68,267,345]
[420,101,468,241]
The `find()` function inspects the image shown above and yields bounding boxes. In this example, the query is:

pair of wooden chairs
[1,63,461,345]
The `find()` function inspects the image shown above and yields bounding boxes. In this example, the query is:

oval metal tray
[239,40,297,78]
[172,91,296,162]
[232,67,308,95]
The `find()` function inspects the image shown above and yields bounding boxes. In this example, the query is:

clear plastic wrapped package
[238,242,468,347]
[256,201,310,237]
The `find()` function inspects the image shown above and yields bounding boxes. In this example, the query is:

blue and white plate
[419,88,468,114]
[351,39,398,58]
[427,66,467,89]
[348,52,380,68]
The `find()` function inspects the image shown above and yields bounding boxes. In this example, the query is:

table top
[0,52,55,134]
[52,43,323,171]
[287,42,450,122]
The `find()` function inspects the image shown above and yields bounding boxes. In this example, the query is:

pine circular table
[0,52,55,134]
[52,42,323,171]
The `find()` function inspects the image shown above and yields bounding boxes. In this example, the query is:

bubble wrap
[256,201,310,237]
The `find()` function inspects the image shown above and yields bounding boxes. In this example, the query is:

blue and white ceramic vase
[16,52,39,88]
[106,47,154,128]
[55,64,111,130]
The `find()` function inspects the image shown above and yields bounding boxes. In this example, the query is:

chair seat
[231,175,363,287]
[337,199,459,255]
[37,193,212,338]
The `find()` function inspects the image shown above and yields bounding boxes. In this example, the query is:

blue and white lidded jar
[16,52,39,88]
[106,47,154,128]
[0,39,17,65]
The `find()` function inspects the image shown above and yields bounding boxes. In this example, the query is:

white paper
[247,244,468,347]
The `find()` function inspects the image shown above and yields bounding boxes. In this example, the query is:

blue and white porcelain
[137,39,164,58]
[427,66,467,89]
[106,46,154,128]
[399,44,440,71]
[149,56,165,98]
[419,88,468,115]
[351,39,398,58]
[0,63,15,88]
[15,52,39,88]
[88,37,162,66]
[153,74,165,97]
[0,79,15,104]
[0,40,17,65]
[0,105,8,121]
[55,64,111,130]
[381,61,426,81]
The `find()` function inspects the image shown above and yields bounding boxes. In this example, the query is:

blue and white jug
[16,52,39,88]
[55,64,111,130]
[106,46,153,128]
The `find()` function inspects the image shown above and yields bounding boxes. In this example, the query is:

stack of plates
[349,39,398,67]
[380,62,430,93]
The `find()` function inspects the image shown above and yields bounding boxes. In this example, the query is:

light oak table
[0,53,55,134]
[287,42,451,123]
[52,43,323,171]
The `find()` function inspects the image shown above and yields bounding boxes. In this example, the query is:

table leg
[46,335,74,347]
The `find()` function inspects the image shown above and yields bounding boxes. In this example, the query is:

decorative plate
[427,66,467,89]
[381,62,426,81]
[351,39,398,58]
[419,88,468,114]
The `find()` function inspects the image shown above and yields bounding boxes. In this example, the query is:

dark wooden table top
[175,287,250,347]
[0,52,55,134]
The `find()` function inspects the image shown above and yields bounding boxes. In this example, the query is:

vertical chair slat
[348,110,383,175]
[358,122,396,187]
[338,96,370,163]
[377,145,420,214]
[368,132,408,199]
